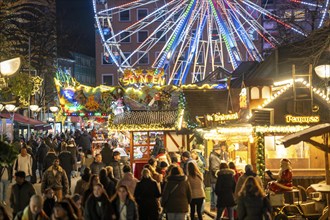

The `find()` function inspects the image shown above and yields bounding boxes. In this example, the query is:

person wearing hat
[208,144,222,212]
[267,158,293,193]
[10,171,36,218]
[234,164,262,201]
[180,151,193,175]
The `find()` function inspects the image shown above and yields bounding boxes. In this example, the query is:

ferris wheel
[93,0,329,85]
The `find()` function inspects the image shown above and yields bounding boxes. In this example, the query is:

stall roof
[109,110,178,131]
[281,123,330,151]
[0,113,50,130]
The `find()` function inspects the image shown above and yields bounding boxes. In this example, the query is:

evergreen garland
[178,92,197,129]
[256,132,265,179]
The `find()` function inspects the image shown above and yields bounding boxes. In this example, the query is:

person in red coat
[267,158,293,193]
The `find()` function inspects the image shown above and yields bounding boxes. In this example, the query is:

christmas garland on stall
[255,132,265,180]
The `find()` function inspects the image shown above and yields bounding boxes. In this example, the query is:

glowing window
[251,87,260,99]
[262,86,271,99]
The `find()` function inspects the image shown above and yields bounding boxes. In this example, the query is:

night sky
[56,0,95,57]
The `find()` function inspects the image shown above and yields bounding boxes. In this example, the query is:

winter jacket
[58,151,75,175]
[74,178,90,196]
[90,161,105,175]
[10,181,36,216]
[215,168,236,207]
[187,175,205,199]
[109,160,125,180]
[36,143,49,164]
[80,132,92,152]
[41,165,69,195]
[14,205,49,220]
[117,172,139,195]
[209,151,222,184]
[237,195,272,220]
[67,144,78,169]
[112,197,138,220]
[161,175,192,213]
[100,146,113,166]
[84,194,114,220]
[134,177,161,219]
[234,171,263,201]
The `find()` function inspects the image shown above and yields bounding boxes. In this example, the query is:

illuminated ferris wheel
[93,0,329,85]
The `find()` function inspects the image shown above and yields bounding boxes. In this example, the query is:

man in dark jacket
[58,144,75,191]
[90,154,105,175]
[209,144,222,212]
[80,130,92,153]
[36,138,49,182]
[10,171,36,218]
[100,143,113,166]
[109,151,127,180]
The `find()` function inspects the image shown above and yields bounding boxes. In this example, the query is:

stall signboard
[120,68,166,86]
[285,115,320,124]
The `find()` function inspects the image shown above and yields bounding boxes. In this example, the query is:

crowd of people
[0,129,273,220]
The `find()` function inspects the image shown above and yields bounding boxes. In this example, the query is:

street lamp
[5,104,18,141]
[315,64,330,99]
[50,106,59,135]
[30,104,40,119]
[0,57,21,76]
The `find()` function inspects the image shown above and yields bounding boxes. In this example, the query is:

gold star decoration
[31,76,43,95]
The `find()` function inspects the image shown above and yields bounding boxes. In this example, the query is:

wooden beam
[304,139,329,153]
[167,132,180,149]
[188,134,195,143]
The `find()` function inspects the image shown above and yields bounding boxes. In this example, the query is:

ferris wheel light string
[318,0,330,28]
[224,0,265,59]
[232,0,278,47]
[208,0,238,68]
[107,1,179,44]
[241,0,307,37]
[156,0,196,71]
[289,0,319,7]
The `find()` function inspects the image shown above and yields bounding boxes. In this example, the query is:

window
[102,74,114,86]
[262,86,271,99]
[138,31,148,43]
[121,52,131,65]
[211,29,219,40]
[137,9,148,20]
[120,10,130,21]
[138,52,149,65]
[156,31,166,42]
[251,87,260,99]
[120,32,131,43]
[294,9,305,21]
[102,52,113,65]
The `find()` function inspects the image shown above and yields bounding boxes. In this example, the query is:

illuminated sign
[285,115,320,124]
[206,112,239,122]
[239,88,248,109]
[121,68,166,86]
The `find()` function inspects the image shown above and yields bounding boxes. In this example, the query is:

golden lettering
[285,115,320,124]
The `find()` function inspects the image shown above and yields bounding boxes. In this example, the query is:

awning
[281,123,330,152]
[0,113,51,130]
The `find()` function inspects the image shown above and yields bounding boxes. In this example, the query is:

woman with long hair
[134,168,161,220]
[81,174,99,207]
[237,176,272,220]
[187,162,205,220]
[111,185,138,220]
[215,162,236,220]
[84,183,114,220]
[161,165,191,220]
